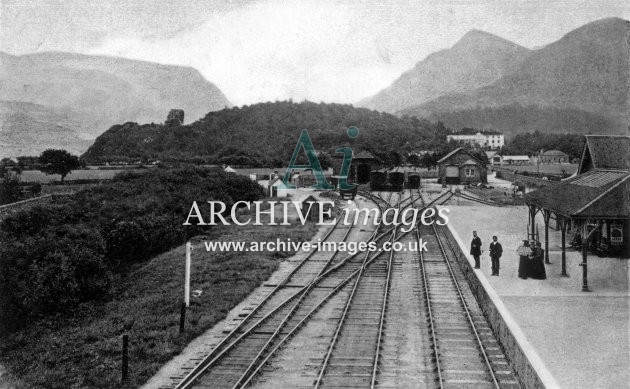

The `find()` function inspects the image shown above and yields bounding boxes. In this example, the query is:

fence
[0,195,53,221]
[493,167,559,189]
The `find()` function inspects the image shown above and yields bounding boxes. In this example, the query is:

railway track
[172,189,520,389]
[313,198,400,388]
[416,223,520,388]
[175,192,409,388]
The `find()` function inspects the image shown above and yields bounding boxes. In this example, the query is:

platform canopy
[523,135,630,289]
[524,170,629,220]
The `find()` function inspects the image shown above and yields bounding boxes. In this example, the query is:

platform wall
[441,224,551,389]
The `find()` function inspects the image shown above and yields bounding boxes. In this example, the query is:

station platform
[445,204,629,388]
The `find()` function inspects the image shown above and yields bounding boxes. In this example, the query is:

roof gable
[524,170,630,218]
[579,135,630,173]
[353,150,377,160]
[437,147,483,164]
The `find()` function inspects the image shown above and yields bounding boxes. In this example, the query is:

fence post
[179,301,186,333]
[121,334,129,383]
[185,242,192,307]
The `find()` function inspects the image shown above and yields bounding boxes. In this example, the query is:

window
[465,168,475,177]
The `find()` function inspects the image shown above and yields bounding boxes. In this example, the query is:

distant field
[19,168,147,183]
[495,164,577,175]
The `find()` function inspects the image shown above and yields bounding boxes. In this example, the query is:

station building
[524,135,630,290]
[351,150,380,184]
[437,147,487,185]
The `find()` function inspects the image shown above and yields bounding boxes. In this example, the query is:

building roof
[579,135,630,173]
[453,128,502,135]
[502,155,531,161]
[353,150,378,160]
[437,147,484,164]
[524,170,630,219]
[541,150,568,156]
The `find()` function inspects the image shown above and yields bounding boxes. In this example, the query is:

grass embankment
[495,163,577,175]
[0,216,318,388]
[466,187,525,205]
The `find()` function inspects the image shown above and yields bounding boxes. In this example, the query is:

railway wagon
[388,170,405,191]
[407,173,421,189]
[370,170,387,191]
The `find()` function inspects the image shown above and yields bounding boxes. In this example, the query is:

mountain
[358,30,531,113]
[0,51,231,158]
[418,104,620,136]
[0,101,92,157]
[399,18,630,134]
[82,101,449,165]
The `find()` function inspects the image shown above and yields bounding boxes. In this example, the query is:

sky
[2,0,629,105]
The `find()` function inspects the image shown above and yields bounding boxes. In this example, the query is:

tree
[317,151,333,170]
[387,150,402,168]
[407,154,421,167]
[39,149,81,182]
[0,175,21,205]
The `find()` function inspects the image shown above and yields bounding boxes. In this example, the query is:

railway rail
[416,223,520,388]
[313,198,400,388]
[175,192,409,388]
[172,188,520,389]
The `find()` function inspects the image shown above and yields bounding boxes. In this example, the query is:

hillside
[82,101,448,165]
[401,18,630,133]
[0,101,93,157]
[412,104,621,136]
[0,52,231,157]
[359,30,530,113]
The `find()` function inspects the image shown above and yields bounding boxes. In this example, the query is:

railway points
[153,188,528,389]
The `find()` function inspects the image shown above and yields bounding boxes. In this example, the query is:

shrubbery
[0,167,264,332]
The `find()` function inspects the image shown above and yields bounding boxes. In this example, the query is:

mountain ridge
[395,17,630,134]
[0,51,232,158]
[358,29,531,113]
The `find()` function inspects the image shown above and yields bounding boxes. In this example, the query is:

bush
[0,167,264,332]
[106,221,148,266]
[0,225,110,332]
[0,174,22,205]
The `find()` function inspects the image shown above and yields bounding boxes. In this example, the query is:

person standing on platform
[489,235,503,276]
[470,231,482,269]
[517,240,533,279]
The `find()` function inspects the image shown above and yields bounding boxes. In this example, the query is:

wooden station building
[352,150,380,184]
[437,147,487,185]
[524,135,630,291]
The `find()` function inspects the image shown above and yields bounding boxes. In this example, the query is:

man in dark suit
[489,235,503,276]
[470,231,482,269]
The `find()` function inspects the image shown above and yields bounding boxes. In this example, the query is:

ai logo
[281,127,359,190]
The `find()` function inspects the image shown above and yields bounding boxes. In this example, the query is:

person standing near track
[489,235,503,276]
[470,231,482,269]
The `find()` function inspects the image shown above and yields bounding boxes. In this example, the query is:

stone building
[437,147,487,185]
[539,150,569,163]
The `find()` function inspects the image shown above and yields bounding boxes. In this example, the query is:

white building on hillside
[447,130,505,150]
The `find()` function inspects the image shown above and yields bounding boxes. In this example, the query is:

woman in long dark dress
[529,242,547,280]
[517,240,532,279]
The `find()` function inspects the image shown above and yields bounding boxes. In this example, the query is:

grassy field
[0,206,319,388]
[494,164,577,175]
[19,168,150,183]
[466,187,526,205]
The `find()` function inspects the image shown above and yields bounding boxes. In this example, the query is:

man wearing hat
[470,231,482,269]
[489,235,503,276]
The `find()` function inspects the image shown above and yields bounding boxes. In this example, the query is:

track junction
[168,189,521,389]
